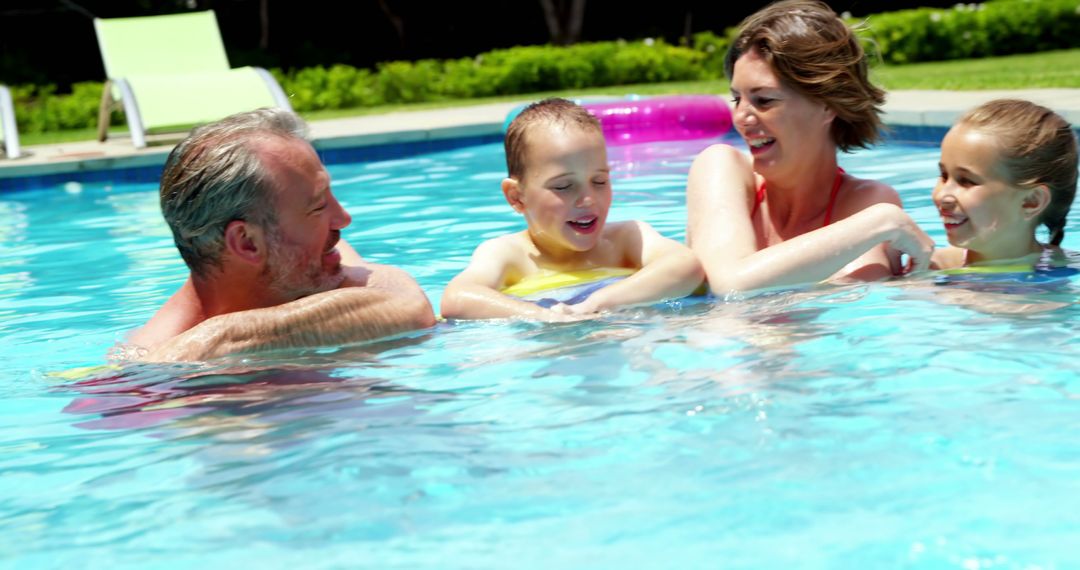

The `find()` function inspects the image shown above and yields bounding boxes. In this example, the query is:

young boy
[441,98,704,321]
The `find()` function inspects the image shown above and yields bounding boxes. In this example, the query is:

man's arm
[141,263,435,362]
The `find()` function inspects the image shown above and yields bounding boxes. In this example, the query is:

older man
[127,108,435,361]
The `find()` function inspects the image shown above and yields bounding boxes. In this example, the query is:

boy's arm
[441,239,585,321]
[141,263,436,362]
[565,221,704,313]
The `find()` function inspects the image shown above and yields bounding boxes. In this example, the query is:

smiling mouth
[567,216,598,231]
[325,230,341,253]
[940,213,968,228]
[746,136,776,154]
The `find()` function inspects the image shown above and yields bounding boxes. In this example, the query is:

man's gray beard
[263,228,340,301]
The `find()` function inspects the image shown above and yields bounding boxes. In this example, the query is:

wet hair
[504,97,603,178]
[957,99,1078,246]
[724,0,885,152]
[159,107,309,277]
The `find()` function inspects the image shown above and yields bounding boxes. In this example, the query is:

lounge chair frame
[94,11,292,149]
[0,85,21,159]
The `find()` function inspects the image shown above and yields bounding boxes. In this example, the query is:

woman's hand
[871,203,936,275]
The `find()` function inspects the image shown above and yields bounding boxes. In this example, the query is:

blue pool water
[2,132,1079,569]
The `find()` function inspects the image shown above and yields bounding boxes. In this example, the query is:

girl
[931,99,1078,270]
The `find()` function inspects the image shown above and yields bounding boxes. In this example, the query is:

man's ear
[502,177,525,213]
[223,220,266,266]
[1021,184,1052,221]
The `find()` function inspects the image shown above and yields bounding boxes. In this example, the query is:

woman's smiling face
[729,49,836,178]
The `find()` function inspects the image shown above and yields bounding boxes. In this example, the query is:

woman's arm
[686,144,933,294]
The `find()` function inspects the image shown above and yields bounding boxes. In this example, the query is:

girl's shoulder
[930,246,966,270]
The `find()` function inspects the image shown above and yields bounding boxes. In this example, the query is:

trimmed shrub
[861,0,1080,64]
[10,1,1080,136]
[12,82,111,133]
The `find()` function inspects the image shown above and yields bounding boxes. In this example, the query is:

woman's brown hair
[724,0,885,152]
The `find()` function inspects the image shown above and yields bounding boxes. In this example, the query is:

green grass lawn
[20,49,1080,147]
[872,49,1080,90]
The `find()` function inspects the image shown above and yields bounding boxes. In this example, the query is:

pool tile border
[0,122,1072,193]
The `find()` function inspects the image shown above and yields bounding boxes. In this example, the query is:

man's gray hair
[159,107,310,277]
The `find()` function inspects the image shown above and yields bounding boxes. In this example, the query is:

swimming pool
[2,133,1078,568]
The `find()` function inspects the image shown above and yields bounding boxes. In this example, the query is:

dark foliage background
[0,0,968,90]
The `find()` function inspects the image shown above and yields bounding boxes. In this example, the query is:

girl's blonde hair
[959,99,1078,246]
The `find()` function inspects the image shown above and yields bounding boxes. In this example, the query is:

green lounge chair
[0,84,21,159]
[94,10,292,148]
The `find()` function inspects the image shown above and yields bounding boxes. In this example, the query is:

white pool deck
[2,88,1080,181]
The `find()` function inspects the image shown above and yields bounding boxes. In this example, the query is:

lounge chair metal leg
[0,85,21,159]
[254,67,294,112]
[97,79,113,143]
[114,79,147,149]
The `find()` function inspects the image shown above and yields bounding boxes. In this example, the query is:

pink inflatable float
[582,95,732,145]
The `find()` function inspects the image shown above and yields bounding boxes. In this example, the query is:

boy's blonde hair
[724,0,885,152]
[504,98,603,179]
[958,99,1078,246]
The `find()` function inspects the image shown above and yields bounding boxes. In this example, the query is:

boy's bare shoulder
[602,219,650,236]
[473,231,533,258]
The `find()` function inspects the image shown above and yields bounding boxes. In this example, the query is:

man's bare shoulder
[126,279,205,350]
[344,261,417,289]
[341,261,434,322]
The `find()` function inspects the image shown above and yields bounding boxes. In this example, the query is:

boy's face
[504,122,612,256]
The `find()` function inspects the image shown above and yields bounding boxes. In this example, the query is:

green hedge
[8,0,1080,136]
[9,38,704,135]
[275,39,706,110]
[861,0,1080,64]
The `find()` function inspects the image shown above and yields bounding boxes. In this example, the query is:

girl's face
[729,49,836,179]
[932,125,1044,262]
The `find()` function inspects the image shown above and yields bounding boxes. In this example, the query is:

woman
[686,0,934,294]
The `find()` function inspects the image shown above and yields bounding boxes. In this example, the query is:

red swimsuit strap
[750,167,845,228]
